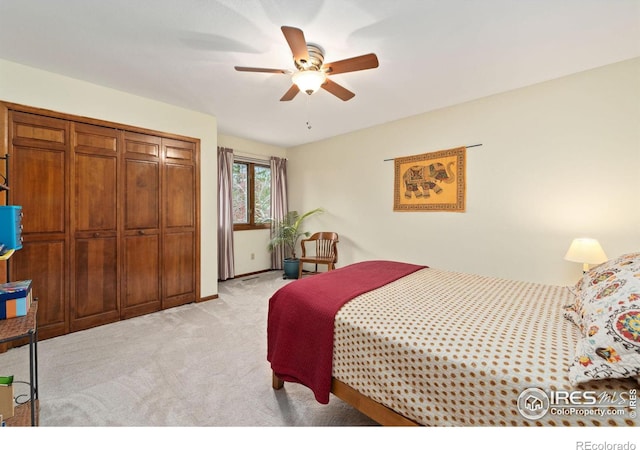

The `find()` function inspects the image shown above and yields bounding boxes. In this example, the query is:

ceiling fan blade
[321,79,355,101]
[323,53,379,75]
[280,84,300,101]
[235,66,288,74]
[281,26,309,64]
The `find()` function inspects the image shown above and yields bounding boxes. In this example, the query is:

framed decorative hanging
[393,146,466,212]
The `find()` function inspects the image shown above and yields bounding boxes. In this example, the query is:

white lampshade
[564,238,608,272]
[292,70,327,95]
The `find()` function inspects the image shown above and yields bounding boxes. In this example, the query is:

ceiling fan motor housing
[294,44,325,71]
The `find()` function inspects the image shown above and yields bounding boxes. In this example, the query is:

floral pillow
[563,273,595,330]
[564,253,638,328]
[563,302,583,331]
[568,252,640,385]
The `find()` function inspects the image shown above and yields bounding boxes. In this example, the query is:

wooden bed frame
[272,372,420,426]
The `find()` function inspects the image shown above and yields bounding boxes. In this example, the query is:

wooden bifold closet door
[162,138,198,309]
[4,105,200,340]
[121,131,162,319]
[70,123,120,332]
[9,111,69,339]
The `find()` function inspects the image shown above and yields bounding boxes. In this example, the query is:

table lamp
[564,238,608,273]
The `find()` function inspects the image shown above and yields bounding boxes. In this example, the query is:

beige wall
[286,58,640,285]
[0,59,219,297]
[3,57,637,288]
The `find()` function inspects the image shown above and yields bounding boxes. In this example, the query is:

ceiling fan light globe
[292,70,327,95]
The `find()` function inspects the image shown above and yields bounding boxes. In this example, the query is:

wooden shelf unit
[0,301,38,426]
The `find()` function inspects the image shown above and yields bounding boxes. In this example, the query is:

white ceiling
[0,0,638,148]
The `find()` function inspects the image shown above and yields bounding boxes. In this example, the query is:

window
[233,161,271,230]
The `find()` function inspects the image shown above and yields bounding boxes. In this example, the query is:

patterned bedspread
[332,268,638,426]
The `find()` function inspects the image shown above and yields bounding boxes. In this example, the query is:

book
[0,280,32,300]
[0,280,32,319]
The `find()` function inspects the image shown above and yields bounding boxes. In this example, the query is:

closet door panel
[71,236,119,331]
[162,138,198,308]
[74,153,117,231]
[122,234,160,318]
[163,231,195,308]
[121,131,162,318]
[124,159,159,229]
[164,163,194,228]
[12,147,66,233]
[70,123,120,331]
[12,238,68,339]
[9,111,70,338]
[10,112,68,234]
[10,111,68,150]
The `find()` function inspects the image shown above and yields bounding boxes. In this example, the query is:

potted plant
[268,208,323,279]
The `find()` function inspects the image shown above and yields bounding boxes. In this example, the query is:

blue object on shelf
[0,205,22,251]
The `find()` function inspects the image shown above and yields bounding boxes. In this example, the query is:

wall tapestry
[393,146,466,212]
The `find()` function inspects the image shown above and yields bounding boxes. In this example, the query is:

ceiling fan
[235,26,379,102]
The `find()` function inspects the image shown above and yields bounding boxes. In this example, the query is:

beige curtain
[270,156,288,269]
[217,147,235,280]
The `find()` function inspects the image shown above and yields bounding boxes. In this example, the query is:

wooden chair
[298,232,339,278]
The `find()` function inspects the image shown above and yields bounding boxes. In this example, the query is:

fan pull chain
[305,94,312,130]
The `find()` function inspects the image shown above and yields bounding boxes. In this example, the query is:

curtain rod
[233,151,283,164]
[383,144,482,162]
[234,150,288,159]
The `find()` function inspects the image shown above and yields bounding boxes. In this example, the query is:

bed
[267,257,640,426]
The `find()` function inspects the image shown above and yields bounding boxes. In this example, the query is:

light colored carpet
[0,270,376,427]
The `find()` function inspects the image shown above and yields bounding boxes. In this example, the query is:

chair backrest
[301,232,339,261]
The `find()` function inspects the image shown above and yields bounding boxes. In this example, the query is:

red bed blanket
[267,260,426,404]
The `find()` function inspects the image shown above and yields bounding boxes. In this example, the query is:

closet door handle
[138,230,145,235]
[93,232,100,238]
